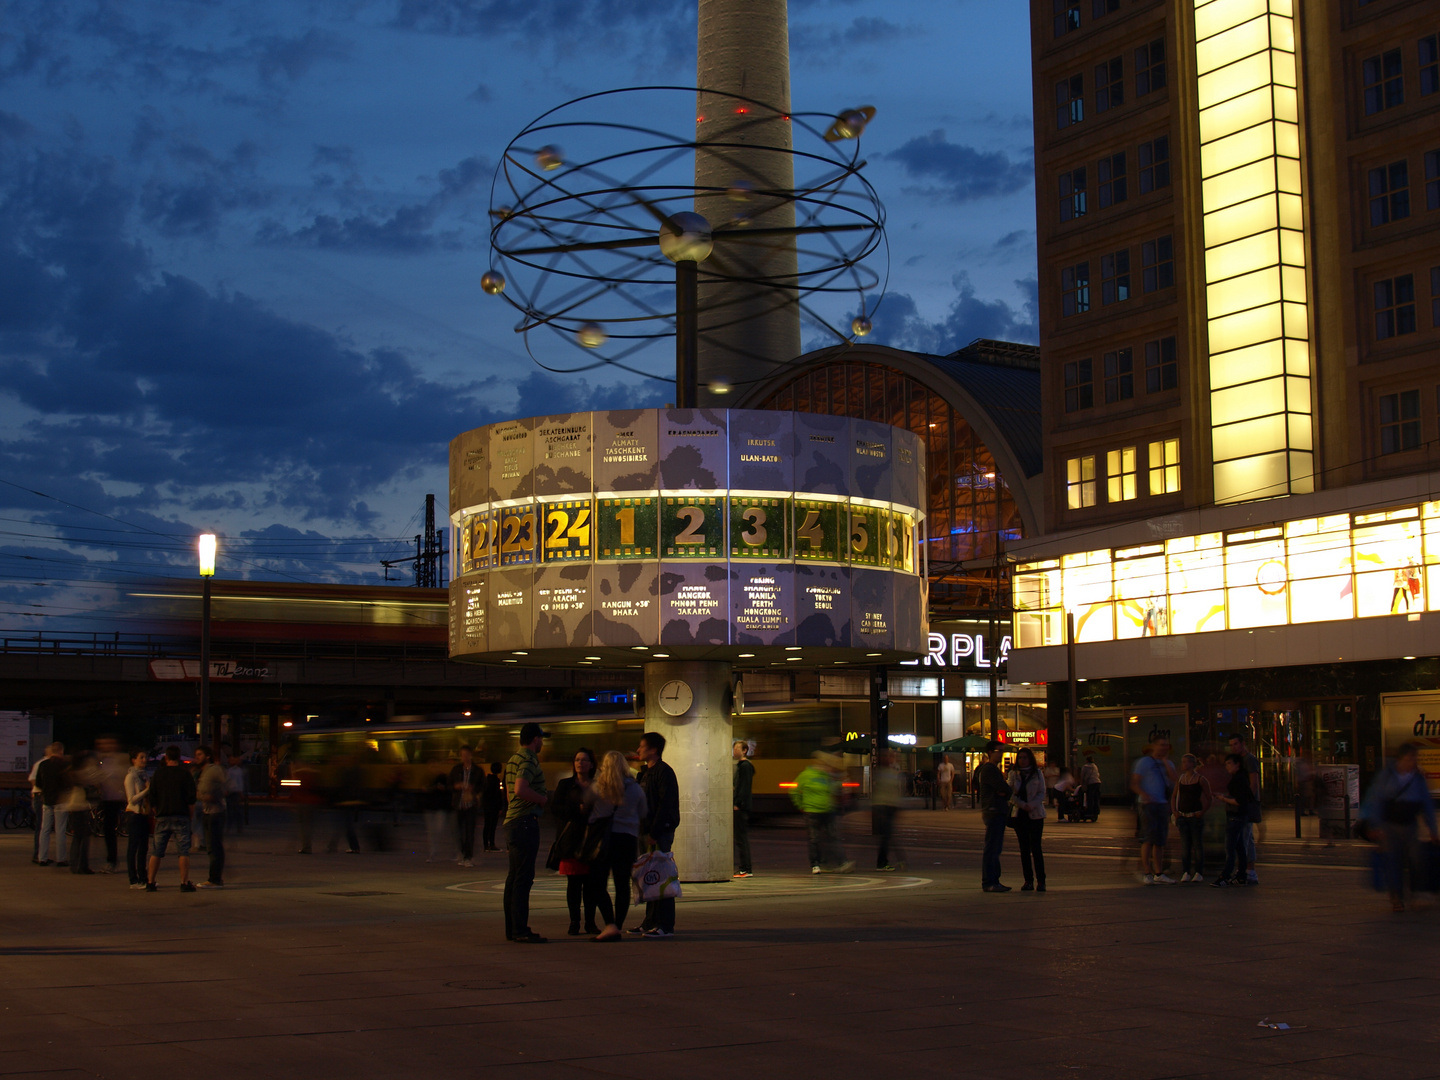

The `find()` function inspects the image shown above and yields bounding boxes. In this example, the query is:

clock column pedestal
[643,659,734,882]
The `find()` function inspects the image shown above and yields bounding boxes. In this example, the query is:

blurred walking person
[482,762,504,852]
[224,749,246,835]
[1008,748,1047,891]
[1080,756,1102,821]
[503,722,549,943]
[124,749,152,889]
[422,757,453,861]
[1213,754,1257,888]
[550,748,598,936]
[1131,738,1176,885]
[94,737,126,874]
[147,745,197,893]
[872,749,907,871]
[977,741,1012,892]
[1227,734,1262,884]
[1172,754,1212,883]
[450,745,481,867]
[585,750,647,942]
[732,740,755,878]
[35,742,69,866]
[634,732,681,938]
[194,746,227,888]
[791,751,852,875]
[936,754,955,811]
[1360,742,1439,912]
[64,750,101,875]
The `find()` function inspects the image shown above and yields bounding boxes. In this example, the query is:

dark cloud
[0,111,34,140]
[139,138,270,237]
[259,155,490,254]
[856,274,1037,354]
[887,130,1032,203]
[467,82,492,102]
[790,16,909,53]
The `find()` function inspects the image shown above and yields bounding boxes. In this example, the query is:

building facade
[1018,0,1440,800]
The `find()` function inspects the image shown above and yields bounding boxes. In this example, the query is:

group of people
[502,723,680,944]
[31,740,234,891]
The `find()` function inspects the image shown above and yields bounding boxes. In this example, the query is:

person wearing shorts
[146,746,197,893]
[1130,738,1176,885]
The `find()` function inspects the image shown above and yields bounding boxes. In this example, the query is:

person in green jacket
[791,751,854,875]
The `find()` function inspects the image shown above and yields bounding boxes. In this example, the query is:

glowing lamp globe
[658,212,713,263]
[481,271,506,295]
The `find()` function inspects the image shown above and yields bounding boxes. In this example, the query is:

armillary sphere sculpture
[478,86,887,406]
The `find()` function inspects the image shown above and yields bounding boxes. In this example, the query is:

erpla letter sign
[898,620,1010,673]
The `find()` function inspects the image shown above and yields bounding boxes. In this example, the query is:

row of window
[1063,336,1178,413]
[1374,268,1440,341]
[1362,37,1439,117]
[1066,439,1181,509]
[1051,0,1122,39]
[1058,136,1170,222]
[1367,150,1440,226]
[1055,40,1166,129]
[1061,236,1174,317]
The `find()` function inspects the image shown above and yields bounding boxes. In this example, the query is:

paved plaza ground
[3,805,1437,1080]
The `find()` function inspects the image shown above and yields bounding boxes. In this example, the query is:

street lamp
[198,534,216,750]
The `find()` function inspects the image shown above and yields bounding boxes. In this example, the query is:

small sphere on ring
[492,205,514,222]
[835,109,869,139]
[480,271,506,296]
[726,180,753,202]
[707,380,732,396]
[535,145,564,171]
[851,316,873,337]
[576,322,607,348]
[658,211,713,262]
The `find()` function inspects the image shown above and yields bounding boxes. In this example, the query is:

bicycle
[3,801,35,830]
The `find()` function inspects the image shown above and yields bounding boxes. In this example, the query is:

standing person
[585,750,648,942]
[502,722,549,943]
[1080,756,1102,821]
[482,762,504,852]
[791,751,852,874]
[94,737,127,874]
[422,757,453,862]
[1360,742,1439,912]
[64,750,100,875]
[224,749,246,836]
[193,746,227,889]
[1131,738,1177,885]
[935,754,955,811]
[1172,753,1213,883]
[1227,734,1262,884]
[1008,748,1048,891]
[450,746,481,868]
[550,748,598,936]
[34,743,67,865]
[732,740,756,878]
[977,741,1012,893]
[1213,754,1257,888]
[633,732,680,938]
[873,749,907,871]
[124,749,152,890]
[146,746,198,893]
[28,753,44,864]
[1053,768,1079,822]
[1042,758,1061,808]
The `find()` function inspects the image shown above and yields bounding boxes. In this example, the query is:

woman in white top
[584,750,648,942]
[124,750,152,889]
[1008,748,1048,891]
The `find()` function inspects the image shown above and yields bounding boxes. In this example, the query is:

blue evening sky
[0,0,1035,625]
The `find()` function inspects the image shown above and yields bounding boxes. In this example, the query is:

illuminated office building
[1018,0,1440,796]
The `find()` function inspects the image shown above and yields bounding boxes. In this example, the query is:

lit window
[1380,390,1421,454]
[1101,250,1131,305]
[1092,0,1118,16]
[1375,275,1417,340]
[1053,0,1080,38]
[1135,38,1166,96]
[1104,348,1133,403]
[1139,136,1170,193]
[1363,49,1404,115]
[1431,266,1440,328]
[1098,152,1127,208]
[1369,161,1411,226]
[1148,439,1180,495]
[1066,455,1096,509]
[1062,262,1090,316]
[1421,35,1438,96]
[1056,75,1084,129]
[1426,150,1439,211]
[1060,167,1087,221]
[1064,359,1094,412]
[1145,336,1178,393]
[1106,447,1137,502]
[1095,57,1124,113]
[1142,235,1173,292]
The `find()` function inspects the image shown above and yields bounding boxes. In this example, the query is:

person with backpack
[1360,742,1439,912]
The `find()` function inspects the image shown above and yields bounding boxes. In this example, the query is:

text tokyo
[901,632,1011,671]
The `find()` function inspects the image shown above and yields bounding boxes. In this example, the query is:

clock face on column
[658,679,693,716]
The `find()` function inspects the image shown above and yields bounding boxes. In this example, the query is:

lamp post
[198,533,216,750]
